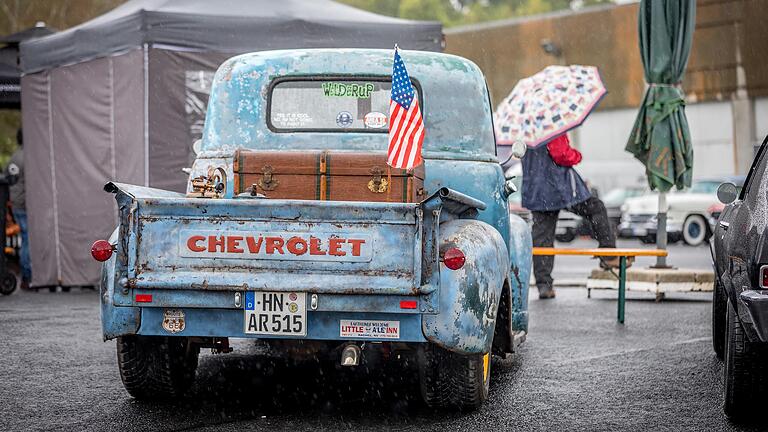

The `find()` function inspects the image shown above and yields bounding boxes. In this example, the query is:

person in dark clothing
[522,133,619,299]
[7,129,30,290]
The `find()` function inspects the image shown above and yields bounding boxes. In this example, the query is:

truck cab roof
[201,49,497,162]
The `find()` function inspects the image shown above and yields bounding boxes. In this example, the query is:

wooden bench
[531,248,668,324]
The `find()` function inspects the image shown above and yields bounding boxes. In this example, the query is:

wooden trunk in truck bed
[233,150,425,203]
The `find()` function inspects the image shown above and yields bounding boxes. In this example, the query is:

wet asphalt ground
[1,264,762,432]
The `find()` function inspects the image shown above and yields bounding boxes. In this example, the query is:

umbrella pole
[654,191,670,268]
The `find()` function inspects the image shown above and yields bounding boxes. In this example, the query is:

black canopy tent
[22,0,443,73]
[19,0,443,287]
[0,62,21,109]
[0,24,54,108]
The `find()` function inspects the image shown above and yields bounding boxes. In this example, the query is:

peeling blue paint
[100,49,531,355]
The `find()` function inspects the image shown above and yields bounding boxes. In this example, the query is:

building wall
[446,0,768,189]
[755,97,768,146]
[575,107,644,193]
[685,101,736,179]
[573,101,735,194]
[446,0,768,108]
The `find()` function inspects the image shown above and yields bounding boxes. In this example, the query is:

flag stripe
[387,48,424,170]
[388,104,407,164]
[387,104,404,153]
[396,102,421,167]
[392,103,419,166]
[406,116,424,167]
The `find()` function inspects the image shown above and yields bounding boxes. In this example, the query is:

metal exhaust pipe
[340,344,361,366]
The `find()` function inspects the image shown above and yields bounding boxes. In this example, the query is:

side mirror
[717,182,738,204]
[192,139,202,156]
[510,140,527,159]
[499,140,528,167]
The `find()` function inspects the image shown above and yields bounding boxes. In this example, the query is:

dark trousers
[532,196,616,292]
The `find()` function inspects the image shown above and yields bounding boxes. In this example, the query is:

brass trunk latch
[368,166,389,193]
[258,165,279,191]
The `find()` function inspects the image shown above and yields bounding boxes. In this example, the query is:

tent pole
[109,57,117,217]
[143,43,149,187]
[47,73,62,284]
[654,191,669,268]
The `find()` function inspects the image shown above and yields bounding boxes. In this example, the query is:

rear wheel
[682,214,708,246]
[555,229,576,243]
[0,273,16,295]
[116,335,199,400]
[723,300,768,420]
[419,344,490,410]
[712,277,726,360]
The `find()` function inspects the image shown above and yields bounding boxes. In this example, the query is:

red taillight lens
[761,265,768,288]
[91,240,113,262]
[443,247,466,270]
[135,294,153,303]
[400,300,418,309]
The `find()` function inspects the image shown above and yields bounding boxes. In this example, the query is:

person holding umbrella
[522,133,619,299]
[495,65,622,299]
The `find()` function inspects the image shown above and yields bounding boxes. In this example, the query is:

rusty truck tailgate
[110,183,421,295]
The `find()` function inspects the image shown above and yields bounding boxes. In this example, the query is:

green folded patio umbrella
[626,0,695,266]
[626,0,695,192]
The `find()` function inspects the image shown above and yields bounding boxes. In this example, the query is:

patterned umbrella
[494,65,607,148]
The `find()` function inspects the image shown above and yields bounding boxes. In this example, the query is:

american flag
[387,47,424,169]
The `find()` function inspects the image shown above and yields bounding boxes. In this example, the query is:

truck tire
[723,300,768,420]
[116,335,199,400]
[419,344,490,410]
[712,278,726,360]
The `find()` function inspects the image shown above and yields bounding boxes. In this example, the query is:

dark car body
[712,150,768,343]
[711,136,768,420]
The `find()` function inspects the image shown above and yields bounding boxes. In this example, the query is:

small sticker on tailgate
[340,319,400,339]
[179,230,372,262]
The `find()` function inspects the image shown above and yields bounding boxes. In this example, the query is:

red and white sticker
[179,230,373,262]
[363,112,387,129]
[340,319,400,339]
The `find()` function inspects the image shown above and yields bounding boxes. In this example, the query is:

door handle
[719,221,730,230]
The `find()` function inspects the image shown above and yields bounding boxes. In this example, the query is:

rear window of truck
[267,77,421,133]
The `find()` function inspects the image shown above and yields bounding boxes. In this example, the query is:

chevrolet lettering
[180,231,373,262]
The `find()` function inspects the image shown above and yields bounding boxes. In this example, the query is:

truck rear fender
[422,219,509,354]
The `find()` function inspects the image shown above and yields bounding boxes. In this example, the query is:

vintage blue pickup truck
[93,49,532,409]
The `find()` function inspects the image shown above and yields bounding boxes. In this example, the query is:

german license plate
[244,291,306,336]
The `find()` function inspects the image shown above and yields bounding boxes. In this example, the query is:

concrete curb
[586,267,714,293]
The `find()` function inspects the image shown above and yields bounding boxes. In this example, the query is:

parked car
[93,49,532,410]
[602,186,647,231]
[619,177,745,246]
[711,137,768,421]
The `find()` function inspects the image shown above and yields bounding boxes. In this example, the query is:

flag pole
[388,43,396,203]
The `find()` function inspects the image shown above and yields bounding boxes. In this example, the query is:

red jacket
[546,134,582,167]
